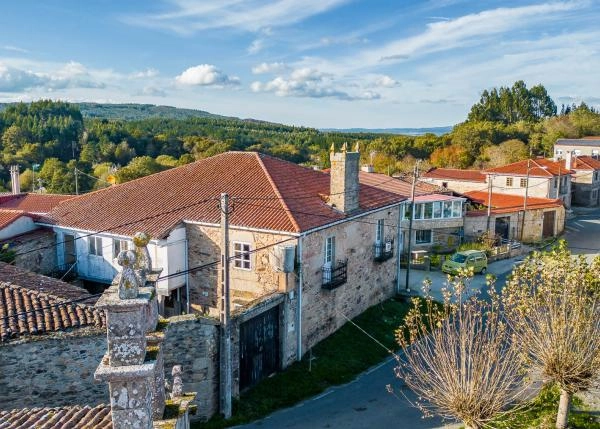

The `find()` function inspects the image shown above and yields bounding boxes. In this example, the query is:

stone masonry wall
[2,228,57,275]
[0,328,107,411]
[301,207,399,353]
[162,314,220,422]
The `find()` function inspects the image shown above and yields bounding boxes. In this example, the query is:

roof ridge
[255,153,301,233]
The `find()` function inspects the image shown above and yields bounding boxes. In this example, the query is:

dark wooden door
[495,217,510,240]
[542,210,555,238]
[239,305,280,390]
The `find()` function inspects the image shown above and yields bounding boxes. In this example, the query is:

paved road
[564,207,600,261]
[237,257,520,429]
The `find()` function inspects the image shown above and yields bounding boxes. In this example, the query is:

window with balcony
[374,238,394,262]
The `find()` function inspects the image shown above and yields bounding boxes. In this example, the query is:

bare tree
[503,242,600,429]
[394,271,527,429]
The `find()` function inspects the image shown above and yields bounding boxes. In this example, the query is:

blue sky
[0,0,598,128]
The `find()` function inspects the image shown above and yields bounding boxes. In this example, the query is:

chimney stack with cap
[9,165,20,195]
[329,142,360,213]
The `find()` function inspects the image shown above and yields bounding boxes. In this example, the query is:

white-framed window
[324,236,336,265]
[415,230,432,244]
[433,201,442,219]
[375,219,384,243]
[520,178,528,188]
[233,242,251,270]
[556,149,563,156]
[452,201,462,218]
[113,239,129,258]
[89,236,103,257]
[506,177,513,187]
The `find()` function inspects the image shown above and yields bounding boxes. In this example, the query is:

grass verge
[192,296,414,429]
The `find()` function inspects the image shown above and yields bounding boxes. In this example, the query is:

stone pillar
[95,251,157,429]
[133,232,152,286]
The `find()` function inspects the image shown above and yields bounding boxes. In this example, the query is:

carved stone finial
[341,142,348,153]
[133,232,152,286]
[117,250,140,299]
[329,142,335,154]
[171,365,183,398]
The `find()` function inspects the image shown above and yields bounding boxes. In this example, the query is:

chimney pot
[565,151,573,170]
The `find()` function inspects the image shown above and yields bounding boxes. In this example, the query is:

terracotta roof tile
[46,152,405,237]
[563,155,600,170]
[0,263,104,342]
[464,190,563,215]
[0,404,112,429]
[0,193,73,214]
[485,158,572,177]
[421,168,487,182]
[0,211,26,229]
[358,171,444,196]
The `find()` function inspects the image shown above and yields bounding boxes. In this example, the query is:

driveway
[236,256,522,429]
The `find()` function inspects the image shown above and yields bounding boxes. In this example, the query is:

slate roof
[563,155,600,170]
[0,404,112,428]
[464,190,563,216]
[556,137,600,146]
[0,262,104,342]
[485,158,572,177]
[421,168,487,183]
[46,152,405,238]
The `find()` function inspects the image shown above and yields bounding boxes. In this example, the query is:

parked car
[442,250,488,275]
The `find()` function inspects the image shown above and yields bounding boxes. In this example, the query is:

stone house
[554,137,600,159]
[421,168,488,194]
[558,155,600,207]
[41,149,407,391]
[463,190,565,243]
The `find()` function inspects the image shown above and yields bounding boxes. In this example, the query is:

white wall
[156,226,187,294]
[0,216,37,241]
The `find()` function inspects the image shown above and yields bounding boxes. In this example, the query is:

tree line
[0,81,599,194]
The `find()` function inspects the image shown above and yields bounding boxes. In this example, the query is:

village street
[564,207,600,262]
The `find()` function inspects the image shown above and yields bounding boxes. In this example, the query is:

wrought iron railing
[373,239,394,262]
[322,260,348,290]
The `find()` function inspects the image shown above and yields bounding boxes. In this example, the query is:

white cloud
[175,64,240,86]
[247,39,265,55]
[123,0,352,34]
[373,75,398,88]
[2,45,28,54]
[130,68,159,79]
[135,86,167,97]
[252,62,288,74]
[251,66,379,101]
[0,64,45,92]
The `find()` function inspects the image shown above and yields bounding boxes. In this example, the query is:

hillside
[77,103,229,120]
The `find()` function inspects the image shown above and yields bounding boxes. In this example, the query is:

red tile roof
[0,193,73,214]
[0,262,104,342]
[464,190,563,215]
[421,168,487,183]
[46,152,405,237]
[0,210,26,229]
[0,404,112,428]
[485,158,572,177]
[563,155,600,170]
[358,171,445,197]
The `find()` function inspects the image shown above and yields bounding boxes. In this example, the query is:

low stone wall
[0,327,107,411]
[162,314,220,422]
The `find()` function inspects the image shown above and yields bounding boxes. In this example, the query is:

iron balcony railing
[373,238,394,262]
[322,259,348,290]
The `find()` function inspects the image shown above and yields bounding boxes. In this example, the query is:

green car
[442,250,488,275]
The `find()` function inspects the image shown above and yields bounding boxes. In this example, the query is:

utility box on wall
[270,244,296,273]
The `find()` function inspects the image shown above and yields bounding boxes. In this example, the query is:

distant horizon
[1,0,598,128]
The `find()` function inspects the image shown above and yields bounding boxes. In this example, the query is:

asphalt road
[564,207,600,261]
[237,257,519,429]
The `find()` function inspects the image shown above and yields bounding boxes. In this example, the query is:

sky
[0,0,598,128]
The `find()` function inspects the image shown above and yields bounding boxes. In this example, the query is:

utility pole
[557,164,561,200]
[219,193,232,419]
[74,167,79,195]
[404,160,420,292]
[520,159,531,242]
[486,175,493,234]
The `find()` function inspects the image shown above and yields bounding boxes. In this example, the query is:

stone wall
[573,181,600,206]
[162,314,220,422]
[300,207,399,352]
[0,328,107,411]
[2,228,57,275]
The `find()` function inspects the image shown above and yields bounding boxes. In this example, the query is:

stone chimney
[565,150,573,170]
[329,142,360,213]
[361,165,374,173]
[9,165,20,195]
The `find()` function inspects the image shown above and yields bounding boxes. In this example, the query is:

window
[593,150,599,159]
[442,182,448,188]
[520,178,528,188]
[556,149,563,157]
[89,237,103,257]
[324,236,336,265]
[443,201,453,218]
[433,202,442,219]
[414,203,424,220]
[423,202,433,219]
[233,242,251,270]
[402,204,412,220]
[452,201,462,218]
[415,230,432,244]
[506,177,513,187]
[375,219,384,243]
[113,239,129,258]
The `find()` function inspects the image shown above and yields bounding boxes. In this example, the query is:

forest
[0,80,599,195]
